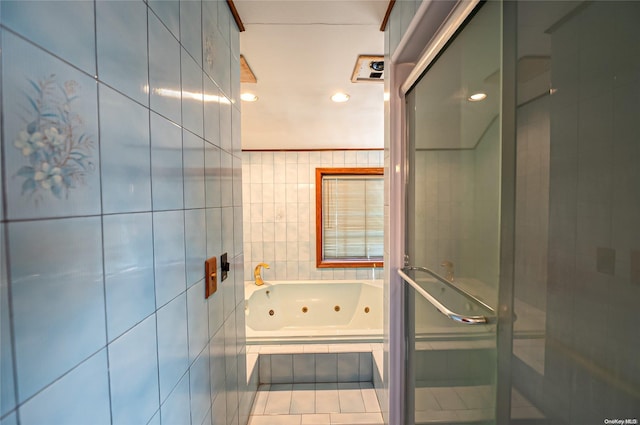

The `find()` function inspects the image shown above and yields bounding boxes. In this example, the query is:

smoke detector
[351,55,384,83]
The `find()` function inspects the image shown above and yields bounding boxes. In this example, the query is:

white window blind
[322,175,384,261]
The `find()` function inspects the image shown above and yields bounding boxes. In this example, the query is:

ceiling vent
[351,55,384,83]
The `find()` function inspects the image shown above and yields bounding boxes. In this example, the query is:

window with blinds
[315,168,384,268]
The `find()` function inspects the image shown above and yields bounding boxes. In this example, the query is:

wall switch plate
[205,256,217,298]
[221,252,229,281]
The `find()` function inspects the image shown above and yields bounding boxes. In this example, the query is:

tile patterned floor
[248,382,384,425]
[413,385,544,424]
[414,384,494,424]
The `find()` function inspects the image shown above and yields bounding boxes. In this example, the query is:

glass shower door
[402,2,502,424]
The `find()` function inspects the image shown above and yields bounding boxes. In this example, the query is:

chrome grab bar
[398,266,496,325]
[405,266,495,313]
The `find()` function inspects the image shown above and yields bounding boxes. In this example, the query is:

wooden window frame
[315,167,384,268]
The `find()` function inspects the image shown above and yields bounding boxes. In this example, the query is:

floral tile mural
[13,75,96,200]
[2,31,100,219]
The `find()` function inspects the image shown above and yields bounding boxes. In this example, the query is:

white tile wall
[242,150,384,281]
[258,351,373,385]
[412,138,502,285]
[515,95,550,311]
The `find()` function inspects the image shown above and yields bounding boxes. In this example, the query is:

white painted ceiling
[235,0,387,150]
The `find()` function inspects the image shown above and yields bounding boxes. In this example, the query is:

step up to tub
[249,343,376,385]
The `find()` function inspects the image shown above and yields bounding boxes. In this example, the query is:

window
[315,167,384,268]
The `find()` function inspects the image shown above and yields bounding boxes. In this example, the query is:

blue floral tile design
[1,0,96,75]
[180,0,203,66]
[151,112,184,210]
[2,31,100,220]
[9,217,106,402]
[96,0,149,105]
[160,372,190,425]
[11,77,94,197]
[156,294,189,403]
[203,76,221,146]
[153,210,186,307]
[108,316,159,425]
[181,49,204,137]
[183,131,205,209]
[185,209,206,288]
[18,350,110,425]
[149,13,181,124]
[103,212,155,341]
[99,84,151,214]
[148,0,180,41]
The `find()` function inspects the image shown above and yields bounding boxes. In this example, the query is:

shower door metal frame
[387,0,517,423]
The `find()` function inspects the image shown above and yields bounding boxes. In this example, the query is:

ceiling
[411,1,576,151]
[234,0,387,150]
[413,1,501,150]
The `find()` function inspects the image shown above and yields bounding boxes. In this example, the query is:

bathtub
[244,279,383,343]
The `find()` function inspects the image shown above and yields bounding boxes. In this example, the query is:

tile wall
[541,2,640,422]
[411,120,501,293]
[241,150,384,282]
[515,95,550,311]
[386,0,421,59]
[511,2,640,423]
[0,1,252,425]
[257,351,373,385]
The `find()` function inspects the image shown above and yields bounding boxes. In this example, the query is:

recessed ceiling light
[331,92,350,103]
[468,92,487,102]
[241,93,258,102]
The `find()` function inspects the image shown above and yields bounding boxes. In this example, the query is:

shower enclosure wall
[388,0,640,423]
[403,3,501,424]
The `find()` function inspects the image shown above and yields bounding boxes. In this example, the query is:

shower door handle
[398,267,495,325]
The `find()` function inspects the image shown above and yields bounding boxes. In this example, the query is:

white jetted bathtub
[244,279,383,343]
